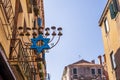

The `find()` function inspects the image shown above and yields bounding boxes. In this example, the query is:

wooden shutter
[113,0,118,13]
[109,3,116,19]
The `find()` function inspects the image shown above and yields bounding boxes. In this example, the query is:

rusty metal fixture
[25,32,30,36]
[57,27,62,31]
[52,31,56,36]
[18,26,23,30]
[58,32,62,36]
[45,31,50,36]
[32,32,37,37]
[51,26,56,30]
[19,32,24,36]
[45,27,50,31]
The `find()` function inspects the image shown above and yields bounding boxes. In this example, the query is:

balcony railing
[0,0,14,39]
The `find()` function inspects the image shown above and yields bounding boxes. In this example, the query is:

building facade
[0,0,46,80]
[99,0,120,80]
[62,59,106,80]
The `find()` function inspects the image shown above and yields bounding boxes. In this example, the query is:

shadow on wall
[115,47,120,80]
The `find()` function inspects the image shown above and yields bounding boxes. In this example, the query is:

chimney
[98,55,102,65]
[91,60,95,64]
[103,54,106,62]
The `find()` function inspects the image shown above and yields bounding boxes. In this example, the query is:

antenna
[78,55,81,59]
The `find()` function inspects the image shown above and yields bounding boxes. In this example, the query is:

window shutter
[37,17,42,27]
[113,0,118,14]
[109,3,116,19]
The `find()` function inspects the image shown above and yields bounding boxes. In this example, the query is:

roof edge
[99,0,110,26]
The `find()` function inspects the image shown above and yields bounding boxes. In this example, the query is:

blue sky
[44,0,107,80]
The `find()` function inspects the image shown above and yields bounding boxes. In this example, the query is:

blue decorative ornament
[30,35,50,54]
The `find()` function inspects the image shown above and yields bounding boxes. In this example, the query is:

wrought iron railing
[9,39,38,80]
[0,0,14,39]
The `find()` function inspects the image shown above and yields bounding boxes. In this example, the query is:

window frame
[98,69,102,75]
[110,51,117,69]
[104,18,110,34]
[72,68,77,75]
[91,68,96,75]
[109,0,118,19]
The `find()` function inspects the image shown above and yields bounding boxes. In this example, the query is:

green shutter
[109,3,116,19]
[109,0,118,19]
[113,0,118,14]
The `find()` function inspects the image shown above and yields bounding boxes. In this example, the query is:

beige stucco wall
[0,0,46,79]
[11,0,16,13]
[19,0,29,27]
[0,5,11,58]
[100,1,120,79]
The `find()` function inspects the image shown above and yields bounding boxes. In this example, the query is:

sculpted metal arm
[18,25,63,54]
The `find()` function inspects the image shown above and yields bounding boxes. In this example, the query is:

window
[73,68,77,74]
[91,69,95,75]
[98,69,102,75]
[109,0,118,19]
[104,18,110,34]
[110,51,116,69]
[73,75,78,79]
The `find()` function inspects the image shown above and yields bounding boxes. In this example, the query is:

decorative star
[30,34,50,54]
